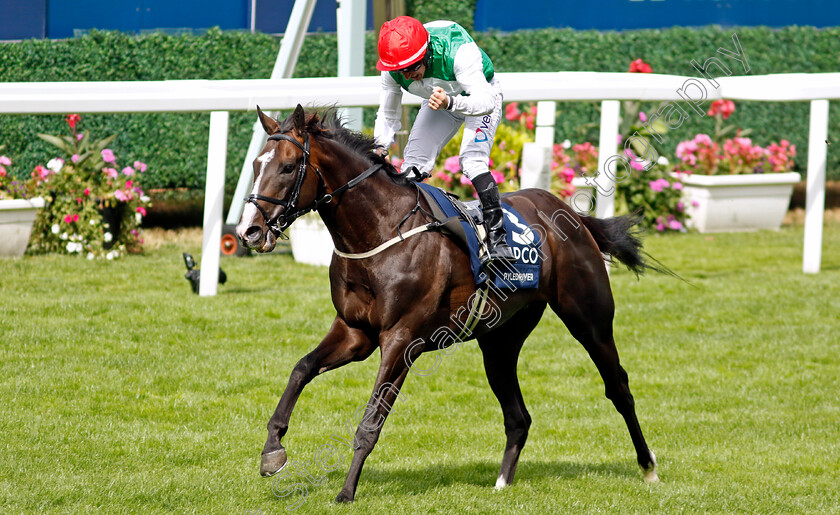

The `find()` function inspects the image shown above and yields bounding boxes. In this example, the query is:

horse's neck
[317,147,418,254]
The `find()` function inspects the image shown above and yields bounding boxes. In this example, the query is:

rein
[245,131,382,239]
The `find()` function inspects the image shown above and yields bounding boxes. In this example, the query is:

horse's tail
[579,213,676,278]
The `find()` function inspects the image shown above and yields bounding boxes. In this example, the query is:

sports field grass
[1,222,839,514]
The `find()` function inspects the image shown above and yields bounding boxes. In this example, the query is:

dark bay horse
[236,105,660,503]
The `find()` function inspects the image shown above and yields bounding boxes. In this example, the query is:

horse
[236,105,661,503]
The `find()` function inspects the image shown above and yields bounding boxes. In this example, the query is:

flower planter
[289,212,335,267]
[677,172,801,233]
[0,197,45,257]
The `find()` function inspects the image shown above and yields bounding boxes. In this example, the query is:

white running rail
[1,71,836,293]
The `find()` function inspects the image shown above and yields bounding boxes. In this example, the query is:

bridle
[245,131,382,239]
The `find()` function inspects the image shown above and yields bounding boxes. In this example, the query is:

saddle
[416,184,486,255]
[414,183,542,289]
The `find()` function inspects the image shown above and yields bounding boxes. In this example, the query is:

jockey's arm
[373,72,403,149]
[448,44,496,117]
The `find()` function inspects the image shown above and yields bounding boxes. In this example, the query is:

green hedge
[1,25,839,194]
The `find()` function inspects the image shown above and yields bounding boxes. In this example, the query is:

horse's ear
[256,105,280,135]
[292,104,306,134]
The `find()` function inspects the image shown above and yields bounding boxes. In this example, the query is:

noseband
[245,131,383,239]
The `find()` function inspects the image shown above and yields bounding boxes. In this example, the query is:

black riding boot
[472,172,516,263]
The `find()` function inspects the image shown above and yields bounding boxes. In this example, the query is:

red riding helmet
[376,16,429,72]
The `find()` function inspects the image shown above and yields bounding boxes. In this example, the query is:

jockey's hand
[429,87,449,111]
[373,146,389,158]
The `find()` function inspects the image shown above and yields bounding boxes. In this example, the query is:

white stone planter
[677,172,801,233]
[0,197,45,257]
[289,212,335,266]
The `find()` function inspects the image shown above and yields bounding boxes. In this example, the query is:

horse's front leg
[261,316,375,477]
[334,335,412,503]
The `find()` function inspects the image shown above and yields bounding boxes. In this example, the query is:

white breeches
[402,78,503,181]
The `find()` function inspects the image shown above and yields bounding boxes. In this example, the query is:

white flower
[135,213,142,224]
[87,253,95,260]
[51,224,60,234]
[66,241,82,253]
[103,232,113,243]
[106,250,118,260]
[60,232,68,241]
[657,156,670,166]
[46,158,64,173]
[90,219,97,226]
[140,195,150,203]
[562,139,572,149]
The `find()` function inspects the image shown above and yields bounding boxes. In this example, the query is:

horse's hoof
[643,468,660,483]
[260,448,288,477]
[642,450,659,483]
[334,491,355,503]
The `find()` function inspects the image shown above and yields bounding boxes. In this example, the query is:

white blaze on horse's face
[241,148,275,227]
[237,148,276,242]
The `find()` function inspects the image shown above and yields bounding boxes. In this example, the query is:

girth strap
[333,222,436,259]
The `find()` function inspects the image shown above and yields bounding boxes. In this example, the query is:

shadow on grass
[358,459,639,494]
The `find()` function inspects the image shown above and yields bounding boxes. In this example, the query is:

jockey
[374,16,515,263]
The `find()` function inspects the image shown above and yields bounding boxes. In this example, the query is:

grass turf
[1,223,838,514]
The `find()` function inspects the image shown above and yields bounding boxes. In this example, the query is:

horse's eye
[282,163,296,174]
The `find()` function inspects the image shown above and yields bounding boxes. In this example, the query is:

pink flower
[122,166,135,176]
[444,156,461,173]
[136,206,147,216]
[630,159,645,171]
[655,221,666,231]
[694,134,713,146]
[490,170,505,184]
[101,149,116,163]
[0,167,6,177]
[77,134,84,141]
[459,174,471,186]
[114,190,128,202]
[525,116,535,130]
[0,156,10,166]
[71,154,81,163]
[639,111,647,123]
[649,178,669,192]
[708,99,735,119]
[390,156,403,172]
[83,187,91,196]
[125,180,133,189]
[433,171,453,184]
[617,134,623,144]
[561,167,575,183]
[133,161,147,173]
[33,165,51,181]
[63,214,78,223]
[668,219,683,230]
[672,182,683,190]
[505,103,521,121]
[103,167,118,179]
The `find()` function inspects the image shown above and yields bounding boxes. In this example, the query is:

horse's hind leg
[261,316,375,477]
[550,286,659,483]
[477,301,547,490]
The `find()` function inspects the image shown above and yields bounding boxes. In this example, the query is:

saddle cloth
[415,183,542,289]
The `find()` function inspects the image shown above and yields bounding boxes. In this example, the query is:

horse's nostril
[245,226,262,240]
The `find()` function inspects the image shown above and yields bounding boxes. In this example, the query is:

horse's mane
[278,107,410,186]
